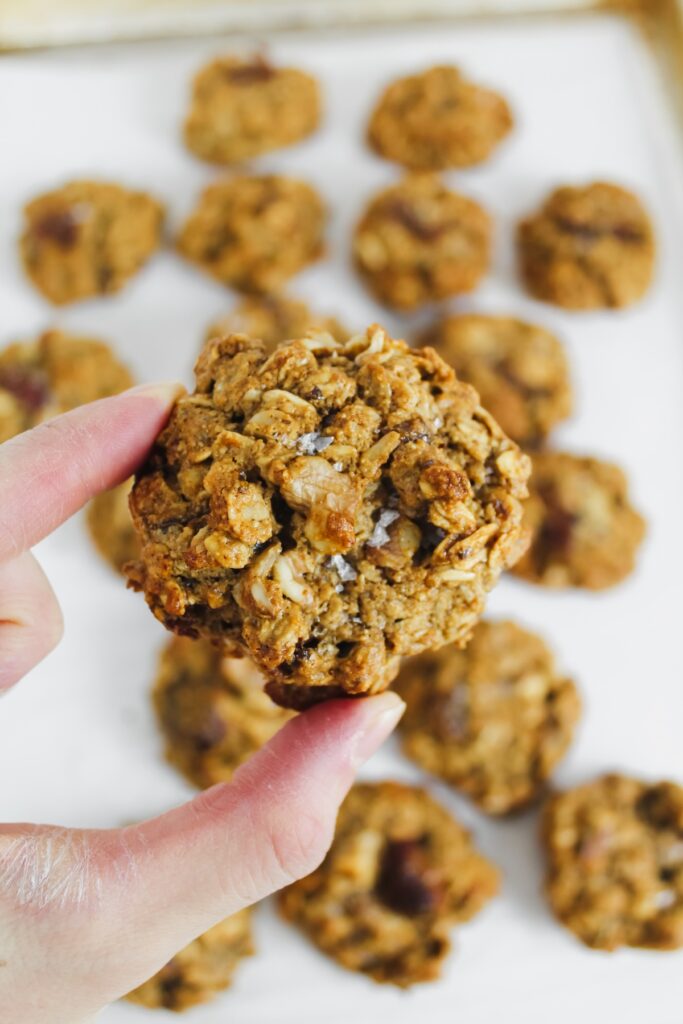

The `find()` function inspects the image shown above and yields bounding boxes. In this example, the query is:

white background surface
[0,13,682,1023]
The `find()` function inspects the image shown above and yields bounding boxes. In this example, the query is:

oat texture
[422,314,572,448]
[543,774,683,951]
[0,329,133,444]
[278,781,499,986]
[153,635,293,789]
[125,909,253,1010]
[20,181,164,305]
[177,175,325,294]
[127,326,529,709]
[396,619,581,814]
[368,65,513,170]
[518,182,655,309]
[206,294,348,353]
[353,175,491,310]
[184,54,320,164]
[512,450,645,590]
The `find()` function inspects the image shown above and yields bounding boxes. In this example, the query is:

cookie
[86,480,139,575]
[512,450,645,590]
[353,175,491,310]
[126,326,530,709]
[0,329,133,444]
[542,774,683,951]
[422,314,572,448]
[279,781,498,986]
[20,181,164,305]
[177,175,325,294]
[368,65,513,170]
[153,635,293,789]
[125,908,253,1010]
[517,182,655,309]
[184,53,320,164]
[395,619,581,814]
[206,294,348,353]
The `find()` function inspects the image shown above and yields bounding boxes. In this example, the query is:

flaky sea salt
[327,554,357,583]
[297,432,334,455]
[367,509,400,549]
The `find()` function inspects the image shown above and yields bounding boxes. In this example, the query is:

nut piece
[517,182,655,309]
[353,174,491,310]
[177,175,326,294]
[278,781,499,987]
[127,325,529,709]
[368,64,513,170]
[184,54,320,165]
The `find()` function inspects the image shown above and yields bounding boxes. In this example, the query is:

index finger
[0,382,182,564]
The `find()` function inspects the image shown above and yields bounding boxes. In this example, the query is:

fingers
[0,551,63,693]
[0,382,182,564]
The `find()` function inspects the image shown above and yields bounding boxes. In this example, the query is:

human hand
[0,385,405,1024]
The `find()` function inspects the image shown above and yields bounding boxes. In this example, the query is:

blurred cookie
[205,294,348,352]
[86,480,138,575]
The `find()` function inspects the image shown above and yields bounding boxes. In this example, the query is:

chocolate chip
[0,365,50,412]
[194,709,227,750]
[385,199,446,242]
[375,838,442,916]
[157,961,185,1008]
[535,484,576,570]
[226,56,275,84]
[32,209,79,248]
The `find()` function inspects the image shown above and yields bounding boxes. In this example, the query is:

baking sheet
[1,13,683,1023]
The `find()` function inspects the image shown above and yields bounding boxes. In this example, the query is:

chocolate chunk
[375,838,442,916]
[32,209,79,248]
[0,365,50,412]
[226,56,276,84]
[385,199,446,242]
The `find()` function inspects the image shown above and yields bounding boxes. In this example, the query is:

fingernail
[125,381,186,404]
[349,691,406,770]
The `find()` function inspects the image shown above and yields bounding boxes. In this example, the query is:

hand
[0,385,405,1024]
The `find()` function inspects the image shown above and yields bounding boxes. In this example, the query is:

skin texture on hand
[0,387,405,1024]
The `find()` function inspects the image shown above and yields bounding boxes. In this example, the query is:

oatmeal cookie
[542,774,683,951]
[125,908,253,1010]
[86,480,138,575]
[512,450,645,590]
[126,326,529,709]
[517,183,655,309]
[353,175,491,310]
[368,65,513,170]
[153,635,293,789]
[396,620,581,814]
[184,53,320,164]
[206,293,348,353]
[422,314,572,448]
[279,781,499,986]
[0,329,133,444]
[20,181,164,305]
[177,175,325,294]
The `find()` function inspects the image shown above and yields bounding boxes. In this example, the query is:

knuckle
[265,806,335,887]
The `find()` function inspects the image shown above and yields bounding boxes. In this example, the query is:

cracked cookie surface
[153,635,293,789]
[517,182,655,309]
[422,314,572,448]
[20,181,164,305]
[353,175,491,310]
[396,619,581,814]
[127,326,529,709]
[0,329,133,444]
[278,781,499,986]
[125,909,253,1010]
[512,450,645,590]
[177,175,326,294]
[206,293,348,353]
[543,774,683,951]
[368,64,513,170]
[86,480,139,575]
[184,53,320,164]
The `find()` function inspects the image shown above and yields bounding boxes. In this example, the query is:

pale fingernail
[125,381,186,404]
[349,691,405,770]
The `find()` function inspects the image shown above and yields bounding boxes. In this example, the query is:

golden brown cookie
[0,329,133,444]
[368,65,513,170]
[205,294,349,353]
[422,314,572,448]
[517,183,655,309]
[126,326,530,709]
[512,450,645,590]
[279,781,498,986]
[542,774,683,951]
[86,480,139,575]
[353,175,491,310]
[20,181,164,305]
[153,635,293,789]
[184,53,320,164]
[177,175,325,294]
[125,909,253,1010]
[396,619,581,814]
